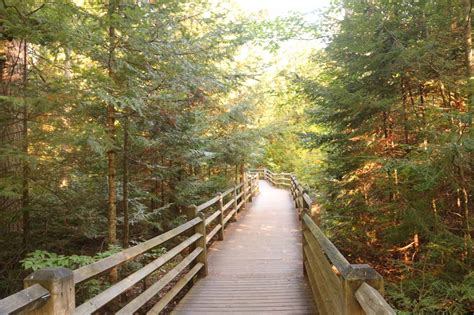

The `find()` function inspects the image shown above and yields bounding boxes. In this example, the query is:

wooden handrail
[262,168,395,315]
[75,233,203,314]
[1,172,259,314]
[0,284,50,315]
[73,216,202,284]
[303,213,350,273]
[355,282,396,315]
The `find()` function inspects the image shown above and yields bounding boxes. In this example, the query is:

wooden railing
[0,174,259,315]
[250,168,395,315]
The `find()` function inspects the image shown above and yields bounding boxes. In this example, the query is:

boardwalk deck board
[172,180,317,314]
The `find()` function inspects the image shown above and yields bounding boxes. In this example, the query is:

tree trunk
[0,38,27,234]
[464,0,473,111]
[107,0,118,246]
[122,115,129,248]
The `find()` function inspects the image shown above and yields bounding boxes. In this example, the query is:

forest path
[172,180,316,314]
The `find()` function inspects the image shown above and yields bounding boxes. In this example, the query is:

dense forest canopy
[0,0,472,313]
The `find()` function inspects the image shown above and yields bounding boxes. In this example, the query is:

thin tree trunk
[0,38,27,234]
[21,40,29,246]
[107,0,118,246]
[464,0,473,111]
[107,0,119,284]
[401,79,410,146]
[122,115,129,248]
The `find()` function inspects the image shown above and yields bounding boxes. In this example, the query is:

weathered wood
[242,174,248,211]
[303,193,313,208]
[236,200,245,211]
[304,261,330,315]
[116,248,203,315]
[303,230,343,301]
[221,187,234,198]
[223,208,236,225]
[341,264,384,315]
[206,224,222,244]
[232,185,238,222]
[304,242,343,314]
[222,198,234,212]
[355,282,395,315]
[73,217,201,284]
[147,263,203,315]
[303,213,350,274]
[196,195,220,212]
[204,210,220,226]
[195,212,208,277]
[24,268,74,315]
[0,284,50,315]
[305,245,340,313]
[74,233,202,314]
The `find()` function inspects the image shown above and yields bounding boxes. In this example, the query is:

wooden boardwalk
[173,180,316,314]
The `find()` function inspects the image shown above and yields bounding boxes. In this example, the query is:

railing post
[248,175,253,202]
[242,173,248,210]
[217,192,224,241]
[24,268,75,315]
[195,209,208,278]
[301,210,308,277]
[232,185,238,222]
[341,264,384,315]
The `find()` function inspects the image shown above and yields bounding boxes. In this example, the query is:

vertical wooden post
[232,185,238,222]
[24,268,75,315]
[242,173,248,211]
[301,211,308,277]
[217,192,224,240]
[248,176,253,202]
[188,206,208,278]
[256,173,260,193]
[341,264,384,315]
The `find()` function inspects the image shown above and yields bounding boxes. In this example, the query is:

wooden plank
[205,210,220,226]
[303,214,350,273]
[147,263,203,315]
[206,224,222,244]
[222,199,234,212]
[304,231,343,299]
[222,187,234,198]
[196,195,220,212]
[236,200,245,211]
[304,260,329,315]
[223,209,236,225]
[116,248,203,315]
[303,193,313,208]
[355,282,395,315]
[304,244,343,314]
[0,284,50,315]
[236,191,244,199]
[75,233,202,314]
[73,217,201,284]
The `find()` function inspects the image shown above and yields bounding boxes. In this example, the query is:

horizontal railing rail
[0,173,259,315]
[253,168,395,315]
[0,284,50,314]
